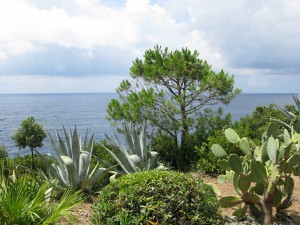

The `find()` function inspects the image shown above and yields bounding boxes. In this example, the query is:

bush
[92,170,223,225]
[0,145,8,160]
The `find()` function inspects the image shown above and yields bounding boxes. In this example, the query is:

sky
[0,0,299,93]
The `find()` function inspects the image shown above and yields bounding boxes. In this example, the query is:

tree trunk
[31,148,35,169]
[261,199,273,225]
[179,101,189,171]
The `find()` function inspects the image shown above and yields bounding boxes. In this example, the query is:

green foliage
[0,145,8,159]
[92,170,223,225]
[103,122,158,178]
[107,45,240,170]
[36,127,110,191]
[151,108,231,171]
[11,116,46,169]
[211,125,300,224]
[0,165,83,225]
[198,104,297,174]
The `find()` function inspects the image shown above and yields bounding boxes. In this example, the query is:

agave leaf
[124,123,135,155]
[61,156,76,187]
[63,126,72,157]
[72,127,81,177]
[35,150,67,187]
[132,124,143,158]
[83,167,110,190]
[140,122,147,161]
[83,128,89,149]
[103,146,134,174]
[56,131,68,156]
[129,155,142,169]
[48,131,63,157]
[79,151,90,181]
[147,151,158,170]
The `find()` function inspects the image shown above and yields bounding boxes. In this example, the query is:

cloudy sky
[0,0,299,93]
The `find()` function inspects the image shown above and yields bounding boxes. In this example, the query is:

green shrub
[92,170,223,225]
[0,145,8,160]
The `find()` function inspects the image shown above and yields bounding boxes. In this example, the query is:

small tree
[12,116,46,169]
[107,45,240,170]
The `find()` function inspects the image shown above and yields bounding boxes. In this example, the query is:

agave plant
[274,93,300,133]
[102,121,158,177]
[36,127,110,191]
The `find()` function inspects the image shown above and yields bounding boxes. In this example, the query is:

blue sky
[0,0,299,93]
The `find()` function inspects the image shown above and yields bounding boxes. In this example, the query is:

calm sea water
[0,93,295,157]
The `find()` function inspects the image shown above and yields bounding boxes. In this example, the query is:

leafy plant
[36,127,110,191]
[211,124,300,224]
[0,164,83,225]
[92,170,223,225]
[103,121,158,178]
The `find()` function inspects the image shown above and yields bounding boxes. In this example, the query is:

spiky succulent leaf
[225,128,240,143]
[211,144,228,159]
[103,121,158,175]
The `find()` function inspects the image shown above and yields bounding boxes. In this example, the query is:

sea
[0,93,296,157]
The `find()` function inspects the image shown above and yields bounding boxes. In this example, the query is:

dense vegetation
[1,47,300,224]
[92,170,223,225]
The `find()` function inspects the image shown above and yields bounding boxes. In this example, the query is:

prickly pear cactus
[211,123,300,225]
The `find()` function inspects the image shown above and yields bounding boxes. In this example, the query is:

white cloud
[0,0,299,93]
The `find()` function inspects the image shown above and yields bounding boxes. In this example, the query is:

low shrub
[0,145,8,160]
[92,170,223,225]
